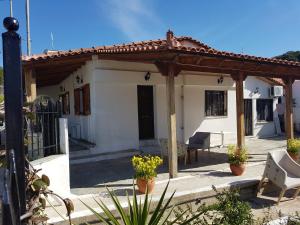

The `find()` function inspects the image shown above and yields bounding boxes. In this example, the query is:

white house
[23,33,288,157]
[37,60,282,154]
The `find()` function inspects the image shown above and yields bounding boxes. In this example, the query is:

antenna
[50,32,54,50]
[9,0,13,16]
[25,0,31,55]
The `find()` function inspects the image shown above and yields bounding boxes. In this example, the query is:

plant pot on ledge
[136,177,155,194]
[288,152,299,161]
[227,144,248,176]
[230,164,246,176]
[287,138,300,162]
[132,155,163,194]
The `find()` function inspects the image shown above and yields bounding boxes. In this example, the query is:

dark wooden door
[137,85,154,139]
[244,99,253,136]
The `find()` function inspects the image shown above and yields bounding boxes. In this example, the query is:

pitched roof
[22,35,300,67]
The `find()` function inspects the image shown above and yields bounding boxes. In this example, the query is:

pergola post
[284,77,295,140]
[155,61,181,178]
[166,64,178,178]
[231,72,247,152]
[24,68,37,102]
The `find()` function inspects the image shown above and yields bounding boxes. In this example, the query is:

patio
[45,136,300,224]
[70,136,287,195]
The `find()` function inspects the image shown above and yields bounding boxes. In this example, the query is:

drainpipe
[181,76,185,143]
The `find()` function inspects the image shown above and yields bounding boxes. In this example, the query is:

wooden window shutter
[83,84,91,115]
[74,88,81,115]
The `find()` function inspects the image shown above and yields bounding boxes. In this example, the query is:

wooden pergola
[22,30,300,178]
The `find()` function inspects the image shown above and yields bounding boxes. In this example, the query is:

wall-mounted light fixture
[76,74,83,84]
[253,87,260,94]
[144,71,151,81]
[217,75,224,84]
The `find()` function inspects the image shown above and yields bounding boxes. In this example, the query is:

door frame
[137,85,155,140]
[244,98,253,136]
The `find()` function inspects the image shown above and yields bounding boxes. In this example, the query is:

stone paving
[46,136,300,224]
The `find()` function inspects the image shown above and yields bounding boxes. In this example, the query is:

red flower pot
[288,152,299,162]
[136,178,155,194]
[230,164,246,176]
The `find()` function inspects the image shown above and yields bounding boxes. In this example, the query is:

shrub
[132,155,163,180]
[169,186,254,225]
[227,144,248,165]
[287,139,300,154]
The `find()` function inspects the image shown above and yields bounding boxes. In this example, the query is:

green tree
[0,66,3,85]
[275,51,300,62]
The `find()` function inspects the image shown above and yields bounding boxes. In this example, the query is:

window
[59,92,70,115]
[256,99,273,122]
[74,84,90,115]
[205,90,227,116]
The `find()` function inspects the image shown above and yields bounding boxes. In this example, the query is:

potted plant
[131,155,163,194]
[228,144,248,176]
[287,138,300,161]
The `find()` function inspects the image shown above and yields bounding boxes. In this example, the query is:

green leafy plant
[132,155,163,180]
[81,182,200,225]
[227,144,248,165]
[170,186,254,225]
[287,138,300,154]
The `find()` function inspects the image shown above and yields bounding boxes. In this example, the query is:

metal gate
[26,96,61,160]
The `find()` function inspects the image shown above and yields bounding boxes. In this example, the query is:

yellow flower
[131,155,163,180]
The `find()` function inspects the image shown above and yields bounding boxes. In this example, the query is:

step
[70,149,142,165]
[47,177,261,225]
[139,139,159,147]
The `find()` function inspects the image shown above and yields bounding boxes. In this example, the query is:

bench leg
[277,188,286,204]
[293,187,300,199]
[256,177,265,195]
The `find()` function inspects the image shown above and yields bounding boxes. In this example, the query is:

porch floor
[70,136,287,195]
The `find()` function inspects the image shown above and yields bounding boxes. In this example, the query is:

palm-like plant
[81,182,200,225]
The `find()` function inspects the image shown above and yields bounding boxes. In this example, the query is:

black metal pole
[2,17,26,224]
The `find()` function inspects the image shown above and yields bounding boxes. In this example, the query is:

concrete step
[139,139,159,147]
[47,163,269,224]
[48,177,261,225]
[70,149,142,165]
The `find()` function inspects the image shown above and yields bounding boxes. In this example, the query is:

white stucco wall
[37,59,278,153]
[244,77,277,137]
[37,85,59,101]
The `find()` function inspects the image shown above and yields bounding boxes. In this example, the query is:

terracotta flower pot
[136,178,155,194]
[288,152,299,161]
[230,164,246,176]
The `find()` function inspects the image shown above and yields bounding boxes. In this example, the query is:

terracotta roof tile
[22,35,300,68]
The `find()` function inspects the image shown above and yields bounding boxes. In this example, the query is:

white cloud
[97,0,163,41]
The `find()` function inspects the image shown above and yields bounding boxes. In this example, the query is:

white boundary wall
[31,118,70,196]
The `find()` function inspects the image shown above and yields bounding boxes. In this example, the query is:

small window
[59,92,70,115]
[256,99,273,122]
[74,84,91,115]
[205,90,227,117]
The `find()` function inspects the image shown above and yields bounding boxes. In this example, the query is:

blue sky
[1,0,300,65]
